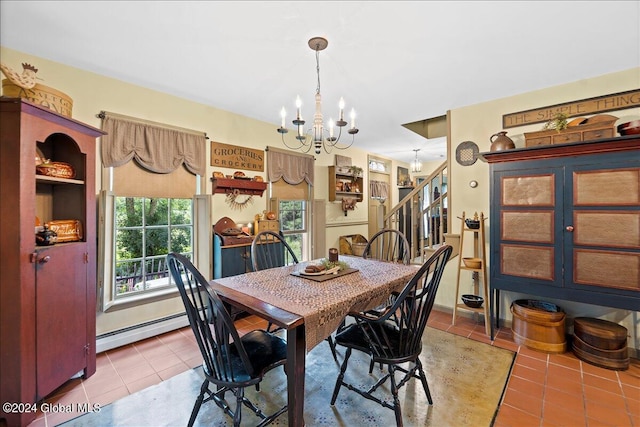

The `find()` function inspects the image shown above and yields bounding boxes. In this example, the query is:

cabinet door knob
[566,226,574,232]
[39,255,51,263]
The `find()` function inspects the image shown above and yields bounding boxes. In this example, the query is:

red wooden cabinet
[0,98,105,426]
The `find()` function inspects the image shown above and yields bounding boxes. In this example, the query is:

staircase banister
[384,160,447,223]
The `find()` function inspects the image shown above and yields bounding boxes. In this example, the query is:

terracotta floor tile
[547,362,582,383]
[125,373,162,394]
[146,352,184,372]
[116,361,156,384]
[583,385,629,411]
[543,386,585,413]
[493,339,521,352]
[88,385,130,407]
[511,363,545,384]
[82,368,126,398]
[543,399,587,426]
[494,403,542,427]
[583,372,624,394]
[507,375,545,399]
[581,361,622,381]
[157,361,190,381]
[546,372,584,395]
[517,353,548,372]
[585,399,633,426]
[503,388,543,417]
[518,346,551,361]
[548,352,582,370]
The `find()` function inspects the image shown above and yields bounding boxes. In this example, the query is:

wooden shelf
[36,175,84,185]
[329,165,364,202]
[211,177,267,196]
[452,212,490,336]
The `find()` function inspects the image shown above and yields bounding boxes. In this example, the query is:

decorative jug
[490,131,515,152]
[36,223,57,246]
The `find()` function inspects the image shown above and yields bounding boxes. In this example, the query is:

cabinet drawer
[525,136,552,147]
[256,220,279,233]
[552,132,581,144]
[583,128,614,140]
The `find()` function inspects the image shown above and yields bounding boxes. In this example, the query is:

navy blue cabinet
[482,137,640,337]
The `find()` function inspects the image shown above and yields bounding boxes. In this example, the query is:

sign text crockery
[210,141,264,172]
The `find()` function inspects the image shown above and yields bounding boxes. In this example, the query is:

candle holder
[329,248,338,262]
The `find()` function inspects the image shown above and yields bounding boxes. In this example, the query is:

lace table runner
[214,256,418,351]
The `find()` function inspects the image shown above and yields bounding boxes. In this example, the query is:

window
[278,200,307,261]
[113,197,193,298]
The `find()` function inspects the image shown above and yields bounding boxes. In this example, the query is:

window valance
[100,112,206,176]
[266,146,314,186]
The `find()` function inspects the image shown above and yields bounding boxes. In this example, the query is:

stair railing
[383,161,448,263]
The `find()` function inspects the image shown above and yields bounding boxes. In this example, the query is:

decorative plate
[455,141,479,166]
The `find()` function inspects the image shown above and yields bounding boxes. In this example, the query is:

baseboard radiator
[95,313,189,353]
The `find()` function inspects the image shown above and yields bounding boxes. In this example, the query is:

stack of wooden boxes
[524,114,618,147]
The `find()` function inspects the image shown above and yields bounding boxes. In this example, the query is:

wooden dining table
[208,255,419,426]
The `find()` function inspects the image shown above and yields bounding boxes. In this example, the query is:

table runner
[213,256,418,351]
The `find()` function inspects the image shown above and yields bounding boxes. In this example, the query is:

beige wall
[444,67,640,348]
[0,46,410,336]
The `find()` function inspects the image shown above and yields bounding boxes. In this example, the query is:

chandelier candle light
[278,37,359,155]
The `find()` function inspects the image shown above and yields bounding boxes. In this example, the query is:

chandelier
[278,36,359,155]
[411,149,422,173]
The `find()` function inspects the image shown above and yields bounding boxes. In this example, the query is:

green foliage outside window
[279,200,306,261]
[114,197,193,297]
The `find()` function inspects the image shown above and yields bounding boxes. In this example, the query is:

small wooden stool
[572,317,629,370]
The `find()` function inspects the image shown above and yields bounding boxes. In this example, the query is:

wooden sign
[210,141,264,172]
[503,89,640,129]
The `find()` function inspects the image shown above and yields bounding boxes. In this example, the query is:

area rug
[63,327,514,426]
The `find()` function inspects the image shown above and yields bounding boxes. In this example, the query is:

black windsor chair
[167,253,288,427]
[362,228,410,265]
[330,244,453,427]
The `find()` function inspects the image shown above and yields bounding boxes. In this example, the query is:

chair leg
[188,380,209,427]
[331,347,352,405]
[415,358,433,404]
[388,365,404,427]
[233,387,244,427]
[327,336,338,362]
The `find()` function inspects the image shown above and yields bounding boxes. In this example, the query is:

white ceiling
[1,1,639,165]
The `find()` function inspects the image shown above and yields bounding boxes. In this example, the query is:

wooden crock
[572,334,629,370]
[511,300,567,353]
[573,317,627,351]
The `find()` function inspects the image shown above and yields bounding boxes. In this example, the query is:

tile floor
[25,309,639,427]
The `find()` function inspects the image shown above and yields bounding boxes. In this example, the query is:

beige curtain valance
[370,180,389,200]
[266,146,314,186]
[100,113,206,176]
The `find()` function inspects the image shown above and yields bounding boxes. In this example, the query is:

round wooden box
[511,300,567,354]
[572,317,629,370]
[574,317,627,350]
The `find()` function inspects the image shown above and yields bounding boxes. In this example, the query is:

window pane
[170,199,192,225]
[280,200,305,232]
[284,234,302,261]
[171,226,192,253]
[146,228,169,256]
[116,229,143,260]
[115,259,143,296]
[115,197,142,228]
[113,196,193,300]
[145,198,168,226]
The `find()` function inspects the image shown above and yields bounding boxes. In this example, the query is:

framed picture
[397,166,410,186]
